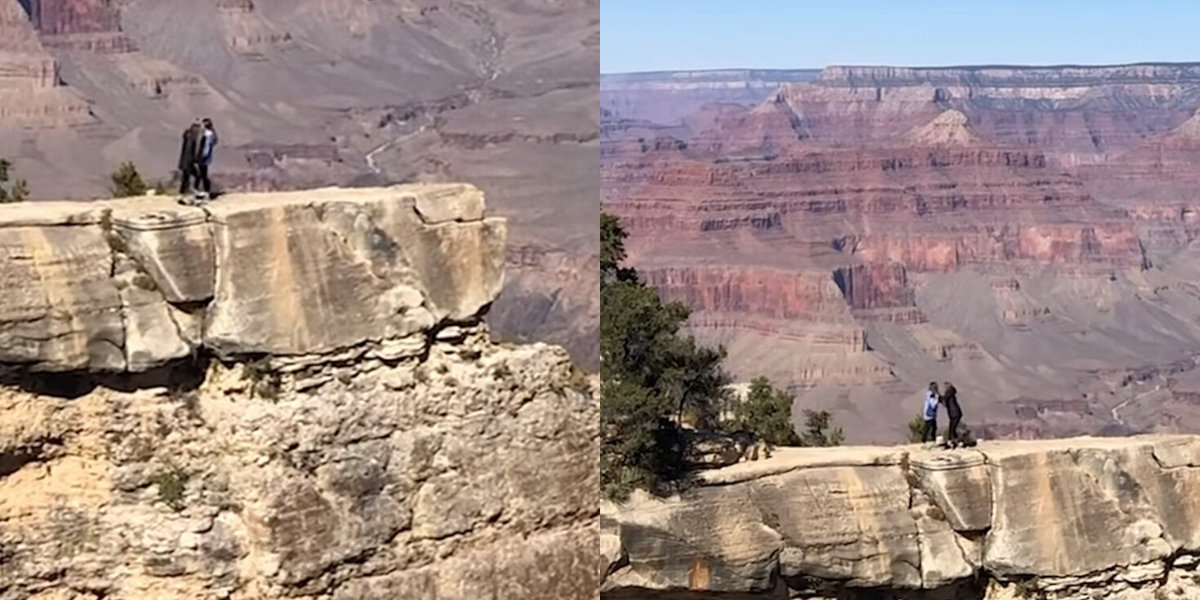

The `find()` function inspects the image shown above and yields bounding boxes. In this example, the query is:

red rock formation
[605,122,1144,273]
[601,64,1200,441]
[0,0,91,125]
[27,0,122,36]
[1078,110,1200,260]
[685,96,809,157]
[640,266,851,321]
[833,263,913,310]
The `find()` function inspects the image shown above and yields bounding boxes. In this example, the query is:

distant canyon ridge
[602,63,1200,442]
[0,0,599,368]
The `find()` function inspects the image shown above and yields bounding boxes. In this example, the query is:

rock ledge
[603,434,1200,599]
[0,184,505,372]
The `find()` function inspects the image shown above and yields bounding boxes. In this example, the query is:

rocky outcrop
[602,435,1200,599]
[0,184,598,599]
[0,184,504,372]
[905,109,977,146]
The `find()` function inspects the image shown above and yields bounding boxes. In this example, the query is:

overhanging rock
[0,184,506,371]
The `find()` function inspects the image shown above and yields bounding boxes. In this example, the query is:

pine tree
[734,377,801,446]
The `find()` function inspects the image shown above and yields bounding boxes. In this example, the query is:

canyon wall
[601,64,1200,442]
[0,0,599,371]
[601,69,821,125]
[0,185,598,600]
[0,0,91,125]
[602,435,1200,600]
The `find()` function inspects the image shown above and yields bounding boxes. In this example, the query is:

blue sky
[601,1,1200,73]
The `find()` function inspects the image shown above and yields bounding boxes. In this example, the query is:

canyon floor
[0,0,598,368]
[602,64,1200,443]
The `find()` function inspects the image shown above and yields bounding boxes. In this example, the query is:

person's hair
[202,118,213,128]
[928,381,938,389]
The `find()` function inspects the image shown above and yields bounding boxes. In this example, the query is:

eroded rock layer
[1,328,598,599]
[0,184,598,599]
[602,435,1200,600]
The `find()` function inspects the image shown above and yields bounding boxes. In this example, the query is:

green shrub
[242,358,282,401]
[109,161,149,197]
[0,158,28,203]
[152,468,189,511]
[734,377,800,446]
[798,409,844,447]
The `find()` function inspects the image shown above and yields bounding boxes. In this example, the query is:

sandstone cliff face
[0,184,504,372]
[602,435,1200,600]
[0,186,598,599]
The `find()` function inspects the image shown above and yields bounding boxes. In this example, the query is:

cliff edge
[0,185,597,599]
[0,184,505,373]
[602,435,1200,600]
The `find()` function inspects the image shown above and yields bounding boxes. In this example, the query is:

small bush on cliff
[908,413,927,443]
[0,158,29,203]
[735,377,801,446]
[152,467,189,511]
[110,161,150,197]
[242,358,282,401]
[907,412,976,446]
[798,409,844,447]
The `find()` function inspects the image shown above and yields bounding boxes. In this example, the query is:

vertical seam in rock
[99,207,130,368]
[898,450,927,589]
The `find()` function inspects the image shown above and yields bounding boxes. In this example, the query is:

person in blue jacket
[922,382,940,443]
[195,117,218,199]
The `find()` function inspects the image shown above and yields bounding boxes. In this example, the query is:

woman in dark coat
[178,120,203,196]
[942,381,963,448]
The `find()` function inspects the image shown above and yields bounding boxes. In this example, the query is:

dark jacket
[179,125,202,170]
[942,386,962,419]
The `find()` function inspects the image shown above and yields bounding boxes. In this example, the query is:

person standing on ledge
[942,381,963,449]
[196,117,218,200]
[922,382,940,445]
[177,119,203,200]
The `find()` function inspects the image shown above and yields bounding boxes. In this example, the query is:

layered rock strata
[0,184,599,599]
[0,184,504,372]
[600,69,1200,441]
[0,0,91,125]
[602,435,1200,600]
